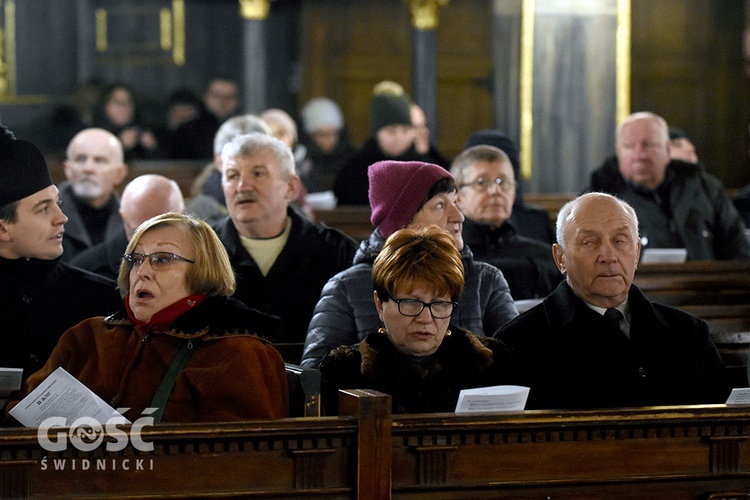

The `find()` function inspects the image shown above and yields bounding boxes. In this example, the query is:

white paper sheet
[725,387,750,407]
[455,385,530,414]
[9,367,129,427]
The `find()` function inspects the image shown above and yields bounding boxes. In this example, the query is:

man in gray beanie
[302,160,518,369]
[0,125,121,380]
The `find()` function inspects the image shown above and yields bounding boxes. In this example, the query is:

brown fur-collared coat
[21,296,288,423]
[319,327,521,415]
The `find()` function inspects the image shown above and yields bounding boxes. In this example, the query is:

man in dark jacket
[0,126,121,378]
[215,132,357,344]
[586,111,749,261]
[451,145,562,300]
[59,128,128,262]
[464,130,555,244]
[333,80,445,206]
[495,192,730,410]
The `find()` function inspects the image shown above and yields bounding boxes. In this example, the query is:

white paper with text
[455,385,530,414]
[9,367,129,427]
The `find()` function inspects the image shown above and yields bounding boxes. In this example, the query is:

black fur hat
[0,125,52,206]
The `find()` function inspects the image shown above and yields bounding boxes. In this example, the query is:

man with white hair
[214,132,357,345]
[60,128,128,261]
[587,111,749,260]
[496,192,729,409]
[70,174,185,280]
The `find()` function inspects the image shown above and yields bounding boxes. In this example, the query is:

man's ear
[286,175,302,201]
[114,163,130,186]
[552,243,566,275]
[0,220,12,242]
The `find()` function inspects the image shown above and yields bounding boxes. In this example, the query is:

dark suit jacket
[495,281,730,410]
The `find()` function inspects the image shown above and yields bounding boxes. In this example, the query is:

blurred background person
[170,75,240,160]
[70,174,186,280]
[298,97,356,194]
[334,80,436,206]
[668,127,699,164]
[60,128,128,262]
[410,102,449,168]
[94,82,158,160]
[155,88,203,159]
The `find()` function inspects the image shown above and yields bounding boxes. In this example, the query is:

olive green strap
[149,341,196,424]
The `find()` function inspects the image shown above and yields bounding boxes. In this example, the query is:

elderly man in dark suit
[495,192,729,410]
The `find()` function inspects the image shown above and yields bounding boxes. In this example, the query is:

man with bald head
[496,192,729,410]
[70,174,185,280]
[587,111,749,260]
[60,128,129,262]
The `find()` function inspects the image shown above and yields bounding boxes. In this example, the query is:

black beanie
[0,125,53,206]
[369,82,412,135]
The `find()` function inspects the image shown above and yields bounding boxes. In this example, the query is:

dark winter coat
[495,281,730,410]
[69,227,128,281]
[58,182,123,263]
[462,217,562,299]
[214,207,357,343]
[319,326,520,414]
[0,256,122,377]
[22,296,288,423]
[587,157,750,260]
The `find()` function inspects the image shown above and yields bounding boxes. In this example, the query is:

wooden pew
[390,405,750,498]
[0,389,391,499]
[313,205,373,242]
[634,261,750,307]
[3,393,750,499]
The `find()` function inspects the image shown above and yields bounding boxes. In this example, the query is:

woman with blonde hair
[19,212,287,423]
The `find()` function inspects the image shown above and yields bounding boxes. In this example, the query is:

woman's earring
[445,330,452,336]
[378,327,387,335]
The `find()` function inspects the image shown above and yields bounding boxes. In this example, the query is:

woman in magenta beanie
[301,160,518,370]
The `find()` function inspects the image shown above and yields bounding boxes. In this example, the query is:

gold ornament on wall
[239,0,271,21]
[404,0,449,30]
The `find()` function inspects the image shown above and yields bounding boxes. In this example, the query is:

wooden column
[404,0,448,134]
[239,0,269,113]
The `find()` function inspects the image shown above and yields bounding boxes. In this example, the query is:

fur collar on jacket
[105,295,281,341]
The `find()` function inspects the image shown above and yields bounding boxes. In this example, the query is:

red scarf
[125,293,207,333]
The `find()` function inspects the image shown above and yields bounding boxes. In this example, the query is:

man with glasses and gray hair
[451,145,562,300]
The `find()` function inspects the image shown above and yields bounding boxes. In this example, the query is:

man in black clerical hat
[0,125,121,378]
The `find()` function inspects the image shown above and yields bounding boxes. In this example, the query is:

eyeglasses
[122,252,195,271]
[388,295,456,319]
[459,177,516,192]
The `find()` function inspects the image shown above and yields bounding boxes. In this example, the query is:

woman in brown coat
[21,212,288,423]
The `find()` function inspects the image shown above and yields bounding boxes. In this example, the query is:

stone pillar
[404,0,448,133]
[239,0,270,113]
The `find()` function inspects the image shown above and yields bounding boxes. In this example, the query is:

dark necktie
[604,308,624,333]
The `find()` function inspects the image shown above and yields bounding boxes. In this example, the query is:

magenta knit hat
[368,160,453,238]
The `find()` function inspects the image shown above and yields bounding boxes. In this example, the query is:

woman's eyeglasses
[122,252,194,271]
[388,295,456,319]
